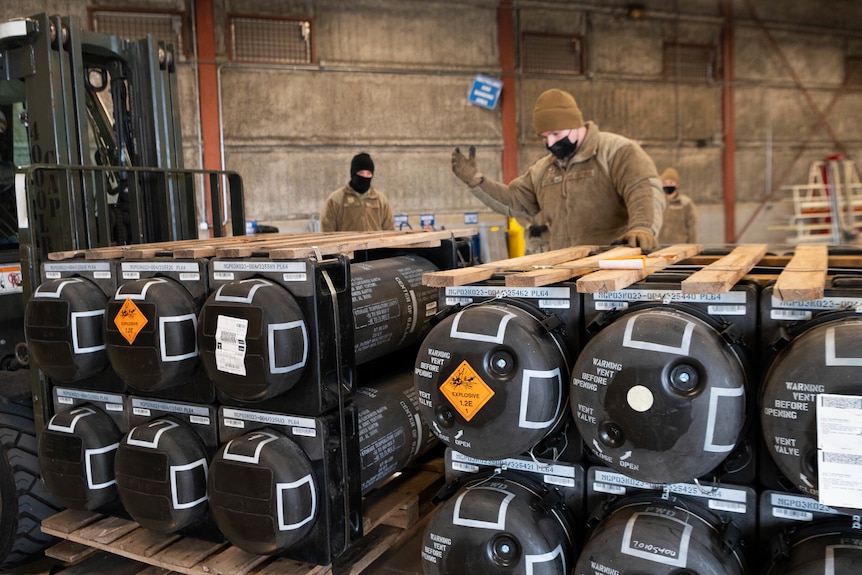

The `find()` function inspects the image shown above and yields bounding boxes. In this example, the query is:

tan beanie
[662,167,679,182]
[532,89,585,135]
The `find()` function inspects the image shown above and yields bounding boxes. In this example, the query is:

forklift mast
[0,12,244,426]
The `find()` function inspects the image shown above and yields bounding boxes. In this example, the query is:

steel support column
[721,0,736,243]
[195,0,220,236]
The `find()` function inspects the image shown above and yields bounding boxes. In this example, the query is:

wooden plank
[267,228,477,260]
[200,545,270,575]
[135,567,176,575]
[45,539,102,564]
[113,527,182,558]
[76,516,140,545]
[155,537,227,570]
[332,525,402,575]
[576,244,703,293]
[53,553,150,575]
[251,557,332,575]
[361,468,443,534]
[216,231,406,258]
[47,232,281,261]
[678,253,862,270]
[47,230,456,261]
[773,244,829,301]
[505,246,641,287]
[41,509,105,535]
[421,245,598,287]
[681,244,769,294]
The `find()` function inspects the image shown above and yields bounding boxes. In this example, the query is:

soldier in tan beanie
[658,167,697,244]
[452,88,665,251]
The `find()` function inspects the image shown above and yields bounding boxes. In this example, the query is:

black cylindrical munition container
[207,368,432,556]
[575,495,746,575]
[570,305,748,484]
[350,255,439,365]
[104,277,200,391]
[760,314,862,501]
[422,474,578,574]
[198,255,439,403]
[38,403,122,510]
[197,277,308,402]
[25,277,109,382]
[114,416,210,533]
[354,371,438,493]
[414,300,570,461]
[762,518,862,574]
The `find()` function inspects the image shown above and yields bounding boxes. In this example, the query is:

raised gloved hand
[452,146,484,187]
[614,228,658,252]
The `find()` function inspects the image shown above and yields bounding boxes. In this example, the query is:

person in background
[451,88,664,252]
[321,152,394,232]
[658,167,697,244]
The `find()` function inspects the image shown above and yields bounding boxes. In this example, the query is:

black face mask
[351,175,372,193]
[547,136,578,160]
[663,186,677,195]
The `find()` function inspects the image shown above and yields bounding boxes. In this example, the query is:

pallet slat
[773,244,829,302]
[46,229,477,262]
[505,246,641,287]
[113,527,183,558]
[421,245,597,287]
[45,539,102,564]
[680,244,768,294]
[199,545,270,575]
[576,244,703,293]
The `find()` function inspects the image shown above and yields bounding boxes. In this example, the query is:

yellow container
[507,217,525,258]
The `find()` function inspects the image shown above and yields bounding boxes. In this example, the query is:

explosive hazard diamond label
[439,360,495,422]
[114,298,147,345]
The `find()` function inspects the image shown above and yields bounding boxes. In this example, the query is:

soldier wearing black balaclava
[321,152,394,232]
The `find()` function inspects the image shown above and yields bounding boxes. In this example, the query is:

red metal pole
[498,0,518,182]
[722,0,736,243]
[195,0,221,236]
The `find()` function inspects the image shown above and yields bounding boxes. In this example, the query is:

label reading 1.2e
[438,360,495,422]
[114,298,148,344]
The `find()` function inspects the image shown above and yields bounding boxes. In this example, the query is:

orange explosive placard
[438,360,495,422]
[114,298,148,345]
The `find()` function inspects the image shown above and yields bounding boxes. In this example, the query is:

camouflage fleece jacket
[320,185,394,232]
[659,193,697,244]
[471,122,665,250]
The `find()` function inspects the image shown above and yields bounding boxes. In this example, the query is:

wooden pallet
[422,243,847,302]
[47,229,478,261]
[43,459,445,575]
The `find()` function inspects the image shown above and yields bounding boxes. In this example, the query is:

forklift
[0,13,243,566]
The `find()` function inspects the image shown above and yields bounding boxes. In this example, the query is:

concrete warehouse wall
[3,0,862,247]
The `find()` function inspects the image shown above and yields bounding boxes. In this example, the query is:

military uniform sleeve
[472,170,541,219]
[608,144,665,235]
[320,192,340,232]
[381,194,395,231]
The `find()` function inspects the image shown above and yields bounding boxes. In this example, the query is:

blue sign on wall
[464,211,479,225]
[394,214,410,230]
[468,74,503,110]
[420,213,435,230]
